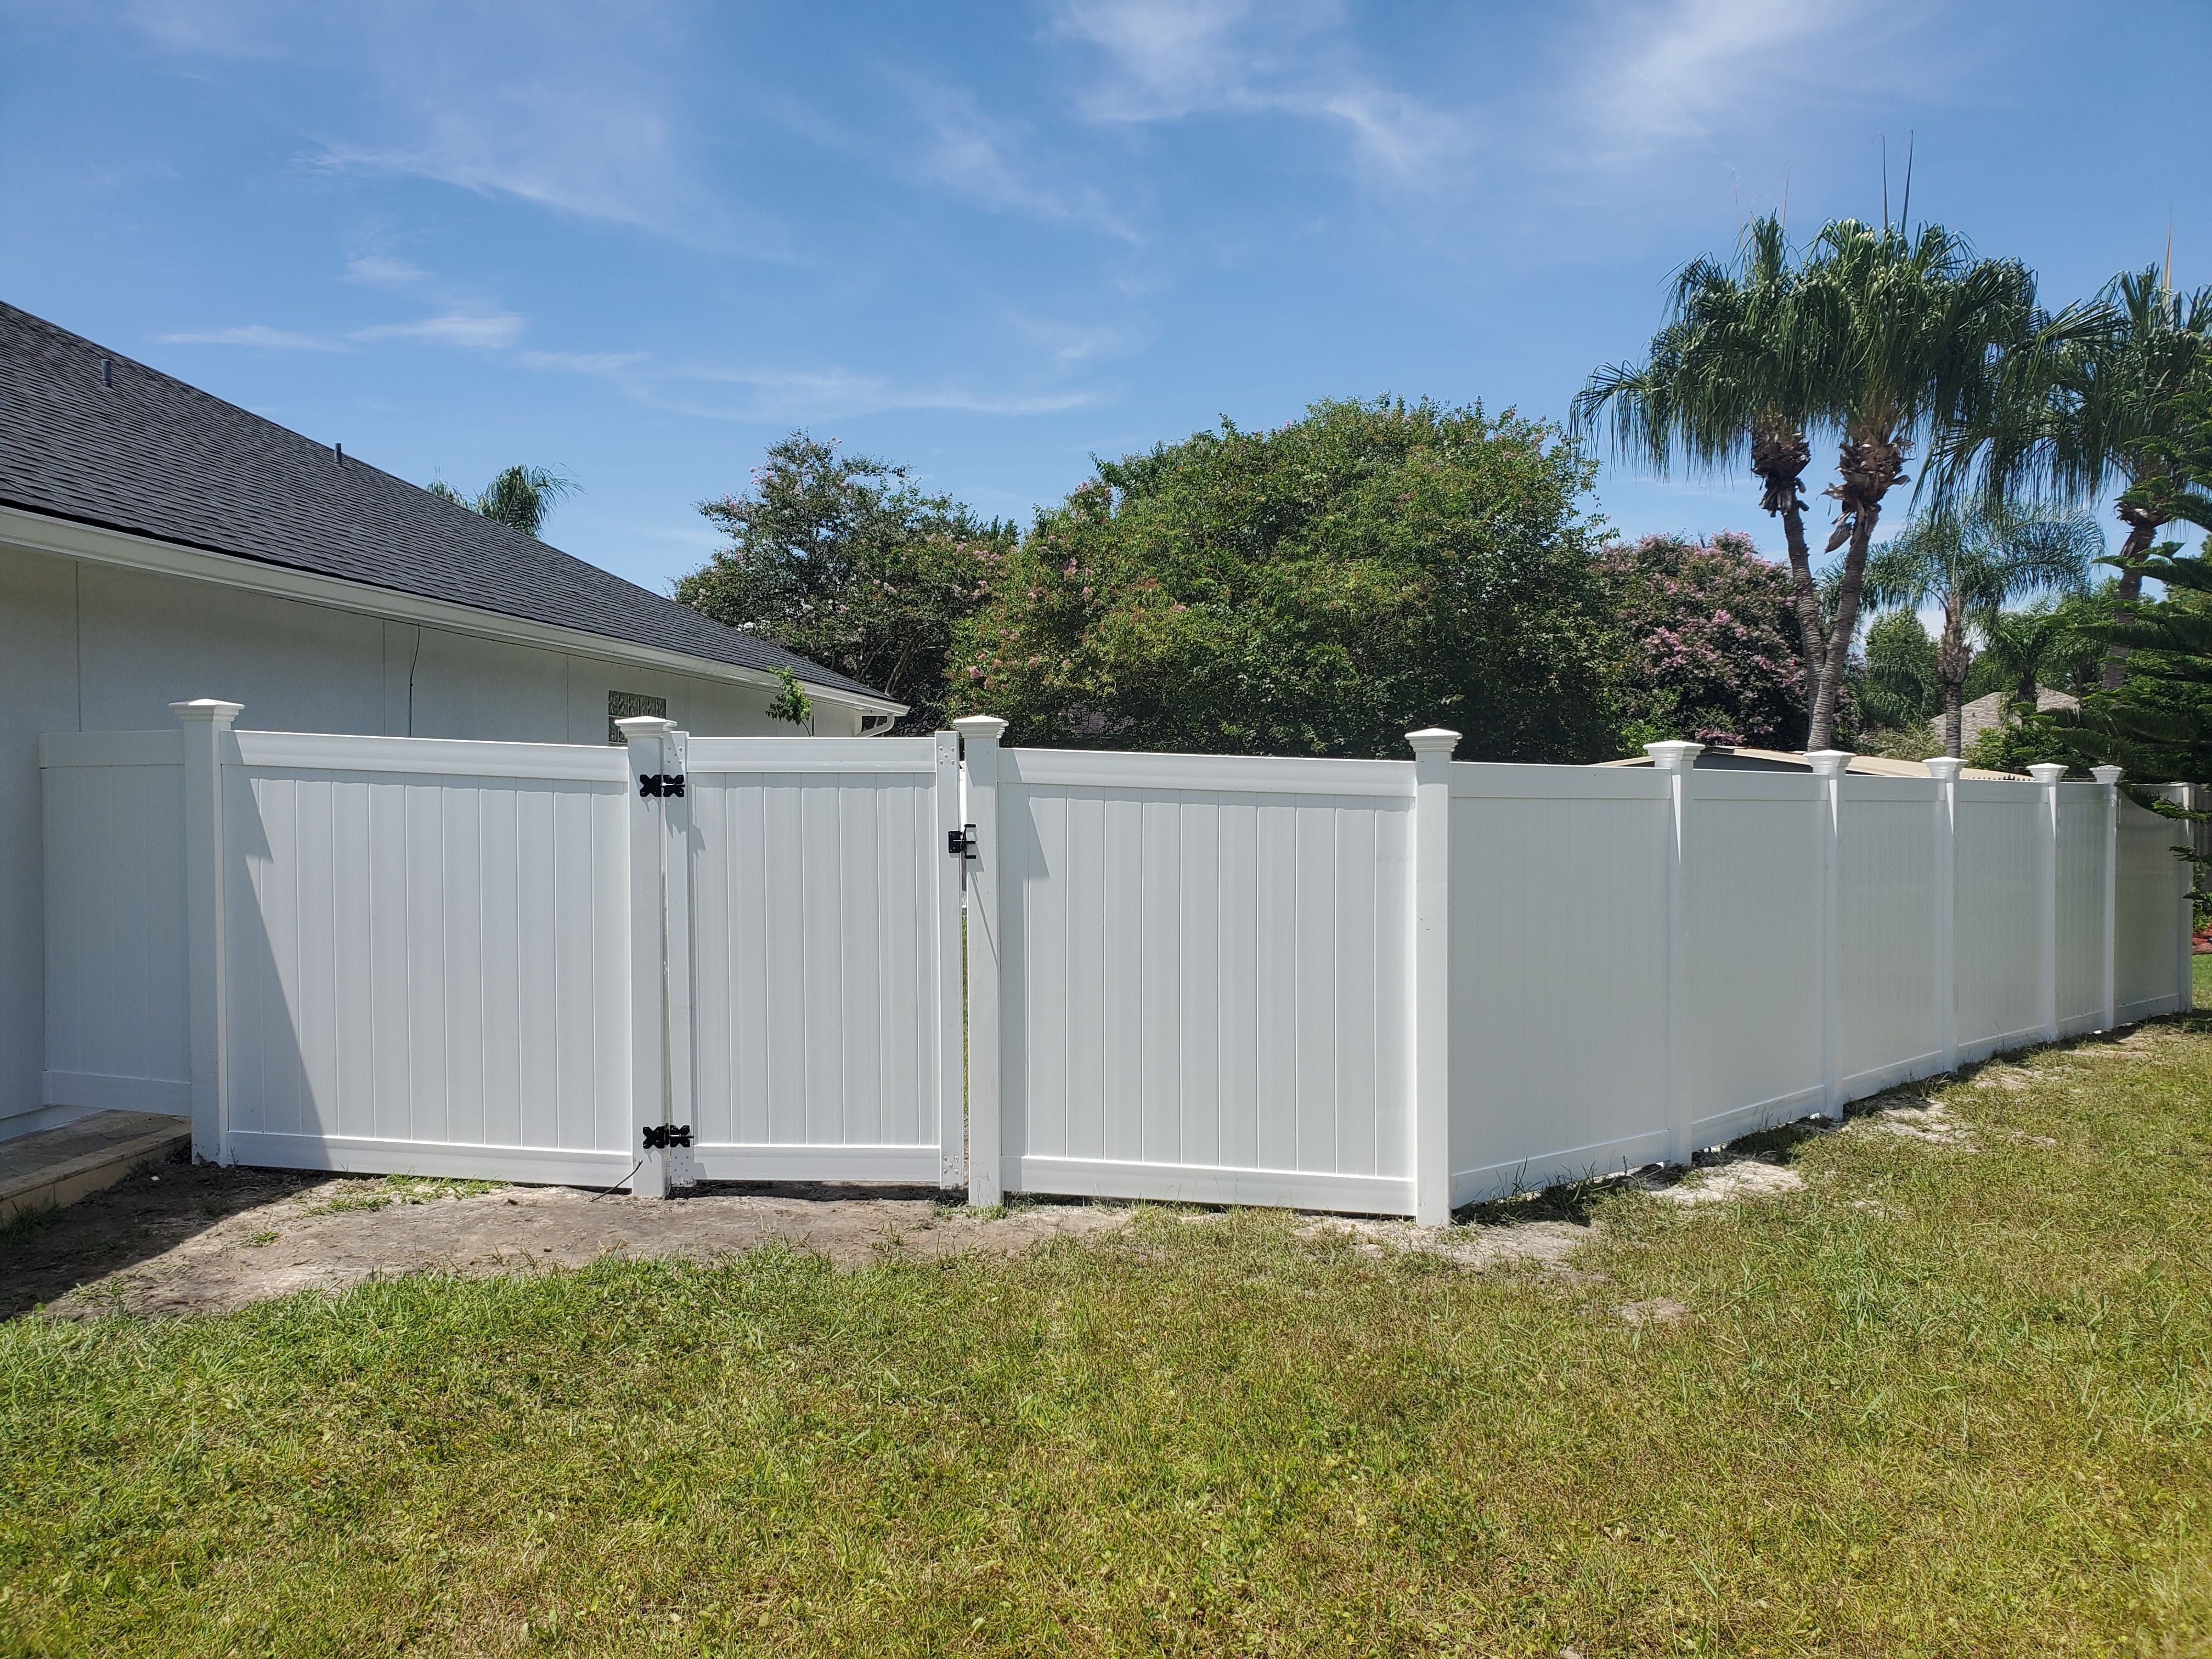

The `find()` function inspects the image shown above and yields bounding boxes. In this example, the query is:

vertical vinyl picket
[954,717,1008,1205]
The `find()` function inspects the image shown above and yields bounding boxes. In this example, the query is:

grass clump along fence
[5,1017,2210,1654]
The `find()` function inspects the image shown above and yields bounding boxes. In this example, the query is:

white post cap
[1805,749,1854,778]
[1405,727,1460,757]
[2090,765,2123,786]
[951,715,1009,742]
[2028,764,2068,785]
[1924,756,1964,781]
[1645,740,1704,772]
[614,715,677,738]
[171,699,244,724]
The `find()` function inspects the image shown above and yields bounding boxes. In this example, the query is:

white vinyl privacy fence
[42,705,2194,1217]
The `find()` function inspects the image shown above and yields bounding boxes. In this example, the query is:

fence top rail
[1956,778,2049,804]
[1447,761,1669,801]
[1685,770,1825,803]
[227,729,629,784]
[1002,746,1414,801]
[685,735,941,776]
[41,729,182,769]
[1833,775,1940,803]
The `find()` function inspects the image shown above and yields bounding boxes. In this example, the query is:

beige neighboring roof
[1600,746,2025,780]
[1959,687,2077,749]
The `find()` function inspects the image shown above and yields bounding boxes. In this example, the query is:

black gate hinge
[642,1124,693,1150]
[639,773,687,799]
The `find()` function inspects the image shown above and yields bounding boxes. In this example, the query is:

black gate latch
[947,825,977,858]
[639,773,687,799]
[642,1124,692,1150]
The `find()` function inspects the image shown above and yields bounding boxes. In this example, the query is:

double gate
[41,707,967,1193]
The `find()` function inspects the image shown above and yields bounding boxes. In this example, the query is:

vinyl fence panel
[993,747,1416,1214]
[1444,764,1672,1203]
[2055,783,2108,1037]
[1835,777,1944,1098]
[1953,782,2048,1062]
[38,730,190,1119]
[219,732,633,1182]
[2115,788,2190,1022]
[1686,772,1825,1146]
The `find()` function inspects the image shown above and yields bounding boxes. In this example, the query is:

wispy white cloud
[1051,0,1464,181]
[157,324,343,351]
[343,251,427,284]
[653,364,1105,423]
[1571,0,1888,156]
[352,310,526,349]
[895,76,1139,239]
[519,349,647,375]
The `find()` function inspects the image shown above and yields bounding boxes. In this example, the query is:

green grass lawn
[5,1020,2212,1657]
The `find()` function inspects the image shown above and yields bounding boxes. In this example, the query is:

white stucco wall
[1,538,871,1137]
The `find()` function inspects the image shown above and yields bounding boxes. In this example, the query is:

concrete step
[0,1110,190,1223]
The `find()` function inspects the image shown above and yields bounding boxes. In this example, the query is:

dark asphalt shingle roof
[0,302,889,704]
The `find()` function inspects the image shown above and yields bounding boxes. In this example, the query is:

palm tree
[1576,216,2081,751]
[1978,593,2107,714]
[427,465,577,539]
[1950,267,2212,686]
[1864,504,2100,755]
[1574,216,1829,716]
[1787,221,2095,751]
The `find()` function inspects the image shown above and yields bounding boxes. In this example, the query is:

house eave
[0,502,909,721]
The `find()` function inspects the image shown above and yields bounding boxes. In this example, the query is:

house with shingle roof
[0,301,903,1139]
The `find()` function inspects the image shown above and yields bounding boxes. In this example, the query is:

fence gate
[621,722,966,1197]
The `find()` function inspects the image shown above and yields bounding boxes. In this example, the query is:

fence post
[1406,728,1460,1225]
[934,730,967,1188]
[1926,757,1962,1073]
[2092,765,2121,1031]
[1647,740,1703,1165]
[2029,764,2067,1044]
[1807,751,1853,1118]
[620,716,680,1198]
[952,715,1008,1207]
[172,699,242,1165]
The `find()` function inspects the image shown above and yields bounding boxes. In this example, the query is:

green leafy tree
[427,464,576,538]
[675,434,1011,734]
[1863,502,2098,755]
[947,398,1620,760]
[1581,216,2087,752]
[1599,531,1807,749]
[1946,267,2212,686]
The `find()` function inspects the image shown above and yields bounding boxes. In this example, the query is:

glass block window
[607,690,668,743]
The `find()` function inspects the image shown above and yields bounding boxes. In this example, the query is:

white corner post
[1647,741,1703,1165]
[2170,782,2197,1012]
[1807,751,1853,1118]
[2092,766,2122,1031]
[2030,764,2067,1043]
[952,715,1008,1206]
[1926,757,1963,1073]
[619,716,690,1197]
[172,699,242,1164]
[1407,728,1460,1226]
[933,729,967,1188]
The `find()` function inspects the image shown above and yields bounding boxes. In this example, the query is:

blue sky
[3,0,2206,597]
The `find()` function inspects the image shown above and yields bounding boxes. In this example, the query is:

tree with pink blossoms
[1600,531,1809,751]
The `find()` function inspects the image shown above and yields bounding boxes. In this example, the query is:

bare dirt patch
[1852,1096,1975,1147]
[1617,1296,1690,1328]
[3,1158,1130,1319]
[1643,1154,1807,1205]
[1299,1215,1593,1273]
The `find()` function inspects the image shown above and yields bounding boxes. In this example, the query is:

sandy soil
[2,1154,1131,1319]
